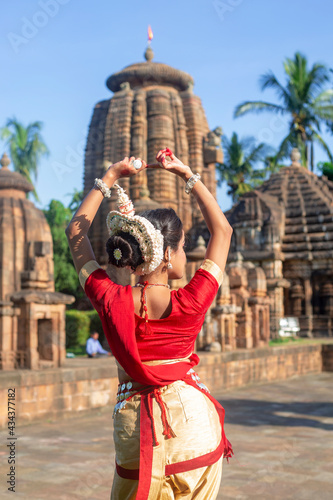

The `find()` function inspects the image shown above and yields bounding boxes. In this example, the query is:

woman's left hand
[103,156,147,182]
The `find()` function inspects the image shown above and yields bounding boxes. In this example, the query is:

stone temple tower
[0,153,74,370]
[83,46,222,268]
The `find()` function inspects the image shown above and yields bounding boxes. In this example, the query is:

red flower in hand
[159,148,174,158]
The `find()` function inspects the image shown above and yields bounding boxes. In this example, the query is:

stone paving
[1,372,332,499]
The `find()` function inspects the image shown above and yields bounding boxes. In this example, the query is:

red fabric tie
[141,387,176,447]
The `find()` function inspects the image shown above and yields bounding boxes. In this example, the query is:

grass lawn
[66,345,87,357]
[269,336,333,347]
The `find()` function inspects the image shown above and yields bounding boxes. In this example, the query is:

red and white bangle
[94,178,112,198]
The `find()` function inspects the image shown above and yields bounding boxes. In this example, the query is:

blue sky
[1,0,332,212]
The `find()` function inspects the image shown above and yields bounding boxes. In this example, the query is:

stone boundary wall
[322,344,333,371]
[1,342,332,429]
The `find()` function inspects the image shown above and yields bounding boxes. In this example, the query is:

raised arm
[65,157,147,275]
[154,150,233,274]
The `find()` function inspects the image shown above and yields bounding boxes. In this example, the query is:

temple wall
[1,340,331,429]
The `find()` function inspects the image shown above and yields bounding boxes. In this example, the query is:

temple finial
[144,25,154,61]
[0,153,11,169]
[290,148,301,166]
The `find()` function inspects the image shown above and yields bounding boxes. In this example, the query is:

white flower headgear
[106,184,164,275]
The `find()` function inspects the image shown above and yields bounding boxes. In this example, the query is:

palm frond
[309,127,333,162]
[275,132,298,163]
[245,142,273,165]
[306,63,330,99]
[1,117,48,194]
[259,71,291,106]
[234,101,286,118]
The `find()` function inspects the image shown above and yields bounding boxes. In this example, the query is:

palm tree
[264,153,286,175]
[0,118,49,202]
[234,52,333,171]
[216,132,271,204]
[65,188,84,215]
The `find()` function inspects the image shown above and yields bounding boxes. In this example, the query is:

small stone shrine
[225,149,333,339]
[0,153,74,370]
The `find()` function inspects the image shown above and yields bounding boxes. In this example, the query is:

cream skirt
[111,379,223,499]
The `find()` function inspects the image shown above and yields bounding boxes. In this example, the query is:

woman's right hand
[153,149,194,181]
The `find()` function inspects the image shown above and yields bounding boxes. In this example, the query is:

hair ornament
[113,248,122,261]
[106,184,164,275]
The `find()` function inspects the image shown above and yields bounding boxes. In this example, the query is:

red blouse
[80,261,220,385]
[134,269,219,360]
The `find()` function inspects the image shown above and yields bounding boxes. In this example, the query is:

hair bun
[105,232,144,271]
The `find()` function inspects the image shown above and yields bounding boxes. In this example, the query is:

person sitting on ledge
[86,331,111,358]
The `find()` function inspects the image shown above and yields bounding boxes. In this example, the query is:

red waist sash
[115,372,234,499]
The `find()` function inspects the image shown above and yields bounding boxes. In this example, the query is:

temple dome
[0,153,33,194]
[0,153,55,297]
[106,61,194,93]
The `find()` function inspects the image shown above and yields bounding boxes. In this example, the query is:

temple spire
[144,25,154,61]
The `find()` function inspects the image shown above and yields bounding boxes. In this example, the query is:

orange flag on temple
[148,25,153,41]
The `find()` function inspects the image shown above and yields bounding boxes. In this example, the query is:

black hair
[105,208,183,271]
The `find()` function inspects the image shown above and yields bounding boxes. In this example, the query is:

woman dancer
[65,149,234,499]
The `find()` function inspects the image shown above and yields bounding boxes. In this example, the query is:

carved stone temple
[224,149,333,339]
[0,153,74,370]
[83,46,222,262]
[82,47,271,352]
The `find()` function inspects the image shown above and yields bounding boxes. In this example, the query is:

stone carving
[225,149,333,338]
[0,154,74,370]
[203,126,223,164]
[119,81,131,92]
[205,126,223,148]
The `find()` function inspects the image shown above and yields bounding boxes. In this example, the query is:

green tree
[264,153,286,175]
[234,52,333,171]
[65,188,84,215]
[43,199,80,299]
[0,118,49,202]
[216,132,271,204]
[317,161,333,181]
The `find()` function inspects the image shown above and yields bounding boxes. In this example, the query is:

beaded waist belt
[113,367,209,418]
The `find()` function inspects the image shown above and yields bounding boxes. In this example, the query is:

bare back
[131,286,172,320]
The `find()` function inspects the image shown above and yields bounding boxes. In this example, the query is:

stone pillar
[146,89,177,211]
[0,302,19,370]
[180,88,209,225]
[236,304,253,349]
[251,305,259,347]
[130,90,147,202]
[170,92,192,231]
[202,308,215,346]
[290,283,304,316]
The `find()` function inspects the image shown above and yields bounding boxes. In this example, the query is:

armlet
[199,259,224,286]
[79,260,102,289]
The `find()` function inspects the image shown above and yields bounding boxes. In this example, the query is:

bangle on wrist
[185,173,201,194]
[94,178,112,198]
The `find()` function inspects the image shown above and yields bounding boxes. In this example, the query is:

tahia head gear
[106,184,164,275]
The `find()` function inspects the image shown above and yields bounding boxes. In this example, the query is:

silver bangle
[185,173,201,194]
[94,178,112,198]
